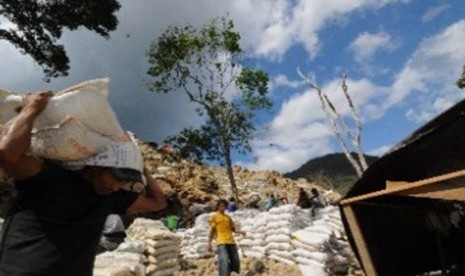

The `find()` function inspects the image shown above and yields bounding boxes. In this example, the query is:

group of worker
[0,91,329,276]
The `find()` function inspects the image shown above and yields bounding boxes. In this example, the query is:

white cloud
[422,4,449,22]
[230,0,412,60]
[248,76,389,172]
[272,74,305,89]
[246,17,465,173]
[349,31,395,63]
[387,20,465,119]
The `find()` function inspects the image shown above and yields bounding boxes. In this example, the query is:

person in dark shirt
[296,187,311,209]
[0,91,167,276]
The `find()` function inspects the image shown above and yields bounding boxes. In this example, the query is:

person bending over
[0,91,167,276]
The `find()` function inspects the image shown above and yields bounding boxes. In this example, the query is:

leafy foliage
[146,16,271,197]
[0,0,121,80]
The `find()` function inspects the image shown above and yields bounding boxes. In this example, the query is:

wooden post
[342,205,378,276]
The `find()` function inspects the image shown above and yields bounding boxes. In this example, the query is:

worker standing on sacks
[0,91,167,276]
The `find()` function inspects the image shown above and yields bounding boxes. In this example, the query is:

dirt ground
[174,256,302,276]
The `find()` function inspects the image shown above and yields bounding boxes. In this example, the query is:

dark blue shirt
[227,202,237,212]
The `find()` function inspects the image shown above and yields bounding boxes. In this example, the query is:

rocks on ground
[173,257,301,276]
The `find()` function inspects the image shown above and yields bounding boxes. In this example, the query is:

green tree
[146,16,271,199]
[0,0,121,80]
[458,66,465,89]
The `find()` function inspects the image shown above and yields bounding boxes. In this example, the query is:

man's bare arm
[207,226,215,251]
[231,220,246,236]
[0,91,53,180]
[127,169,167,213]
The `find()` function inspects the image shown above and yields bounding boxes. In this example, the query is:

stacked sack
[291,206,351,275]
[0,218,3,235]
[230,209,267,259]
[126,218,181,276]
[263,205,312,266]
[178,213,214,259]
[175,205,353,276]
[93,240,147,276]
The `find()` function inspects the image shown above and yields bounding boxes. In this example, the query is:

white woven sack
[0,78,124,161]
[268,249,294,260]
[146,244,178,256]
[34,78,122,136]
[265,234,290,243]
[146,258,179,274]
[61,131,144,175]
[147,264,180,276]
[31,117,112,161]
[93,265,144,276]
[248,246,266,255]
[242,250,264,259]
[145,239,178,248]
[238,239,264,247]
[0,89,24,124]
[265,242,293,252]
[147,252,178,263]
[298,262,328,276]
[291,229,330,247]
[269,255,295,266]
[116,240,146,254]
[93,260,145,276]
[293,249,328,263]
[290,239,321,252]
[96,252,147,263]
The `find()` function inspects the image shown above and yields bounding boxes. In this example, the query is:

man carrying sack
[0,91,167,276]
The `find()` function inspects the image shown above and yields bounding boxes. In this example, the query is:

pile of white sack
[178,204,352,276]
[0,218,4,235]
[178,213,214,259]
[93,218,181,276]
[230,209,266,259]
[126,218,181,276]
[93,242,147,276]
[291,207,351,275]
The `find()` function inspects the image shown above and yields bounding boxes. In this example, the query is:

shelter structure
[340,99,465,276]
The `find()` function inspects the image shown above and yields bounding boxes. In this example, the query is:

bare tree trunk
[297,68,367,177]
[223,144,239,201]
[341,74,368,171]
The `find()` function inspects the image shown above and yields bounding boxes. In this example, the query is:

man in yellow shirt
[208,199,245,276]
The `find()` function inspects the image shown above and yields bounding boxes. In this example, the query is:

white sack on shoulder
[31,117,114,161]
[33,78,122,137]
[61,132,144,174]
[0,78,124,162]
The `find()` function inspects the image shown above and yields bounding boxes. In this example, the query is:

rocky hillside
[138,141,342,208]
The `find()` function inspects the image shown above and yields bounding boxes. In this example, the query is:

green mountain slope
[284,153,379,196]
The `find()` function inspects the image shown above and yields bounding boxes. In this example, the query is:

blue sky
[1,0,465,173]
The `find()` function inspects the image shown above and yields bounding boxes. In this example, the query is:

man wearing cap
[0,91,167,276]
